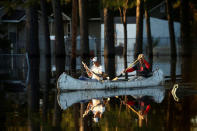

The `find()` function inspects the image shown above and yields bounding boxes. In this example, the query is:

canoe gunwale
[57,69,164,90]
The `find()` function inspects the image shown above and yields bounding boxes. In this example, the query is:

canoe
[57,86,165,110]
[57,69,164,90]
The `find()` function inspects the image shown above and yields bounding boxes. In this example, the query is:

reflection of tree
[53,91,62,130]
[27,58,40,131]
[40,56,51,123]
[0,91,6,130]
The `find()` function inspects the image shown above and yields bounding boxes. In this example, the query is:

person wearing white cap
[87,57,104,80]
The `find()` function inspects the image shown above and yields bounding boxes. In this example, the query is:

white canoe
[57,86,165,110]
[57,69,164,90]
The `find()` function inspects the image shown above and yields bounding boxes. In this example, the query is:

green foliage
[102,0,136,10]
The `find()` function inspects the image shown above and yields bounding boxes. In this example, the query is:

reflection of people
[121,96,153,126]
[124,54,151,77]
[83,98,109,122]
[126,97,151,116]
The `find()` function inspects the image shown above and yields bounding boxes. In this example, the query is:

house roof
[50,13,71,21]
[1,10,26,23]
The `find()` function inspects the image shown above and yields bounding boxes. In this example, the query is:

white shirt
[91,64,103,79]
[91,99,105,114]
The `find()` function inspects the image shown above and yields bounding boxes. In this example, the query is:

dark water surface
[1,55,197,130]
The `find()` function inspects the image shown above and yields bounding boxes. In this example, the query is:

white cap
[92,57,97,62]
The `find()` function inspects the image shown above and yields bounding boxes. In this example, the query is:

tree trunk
[145,9,153,60]
[53,91,62,130]
[165,0,177,58]
[52,0,65,57]
[180,0,192,82]
[104,8,115,79]
[135,0,144,59]
[123,22,128,79]
[180,0,191,57]
[26,1,39,57]
[27,58,40,131]
[79,0,89,64]
[40,0,51,57]
[71,0,78,74]
[39,56,50,122]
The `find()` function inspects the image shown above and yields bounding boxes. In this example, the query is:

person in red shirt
[124,54,151,77]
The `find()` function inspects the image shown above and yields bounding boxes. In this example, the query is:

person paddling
[88,57,104,80]
[124,54,151,78]
[81,57,108,81]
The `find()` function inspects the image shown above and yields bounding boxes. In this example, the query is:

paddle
[112,59,139,81]
[115,96,144,119]
[82,61,102,81]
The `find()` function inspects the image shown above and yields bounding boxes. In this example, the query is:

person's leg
[79,76,90,80]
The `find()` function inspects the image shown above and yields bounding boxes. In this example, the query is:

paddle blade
[112,77,118,81]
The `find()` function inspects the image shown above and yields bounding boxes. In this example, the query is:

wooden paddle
[112,59,139,81]
[82,61,101,81]
[115,96,144,119]
[126,104,144,119]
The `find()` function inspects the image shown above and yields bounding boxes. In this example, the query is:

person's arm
[125,65,137,73]
[143,105,151,115]
[143,59,150,69]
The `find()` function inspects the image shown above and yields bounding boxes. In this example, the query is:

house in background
[0,9,26,54]
[0,8,72,55]
[101,16,180,56]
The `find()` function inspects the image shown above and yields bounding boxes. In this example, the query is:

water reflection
[2,54,197,130]
[83,98,109,123]
[116,95,154,127]
[27,57,40,131]
[171,84,197,102]
[58,86,165,110]
[58,86,165,128]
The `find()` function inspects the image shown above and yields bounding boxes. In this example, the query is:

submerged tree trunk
[104,8,115,79]
[52,0,65,77]
[79,0,89,65]
[145,9,153,60]
[40,0,51,57]
[165,0,177,58]
[53,91,62,130]
[27,58,40,131]
[71,0,78,74]
[119,5,128,79]
[26,1,39,57]
[52,0,65,57]
[123,22,128,79]
[180,0,192,82]
[135,0,144,59]
[39,55,50,123]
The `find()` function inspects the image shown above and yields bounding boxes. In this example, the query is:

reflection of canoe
[58,86,165,110]
[57,69,164,90]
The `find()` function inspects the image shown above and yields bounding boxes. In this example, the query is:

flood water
[1,54,197,130]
